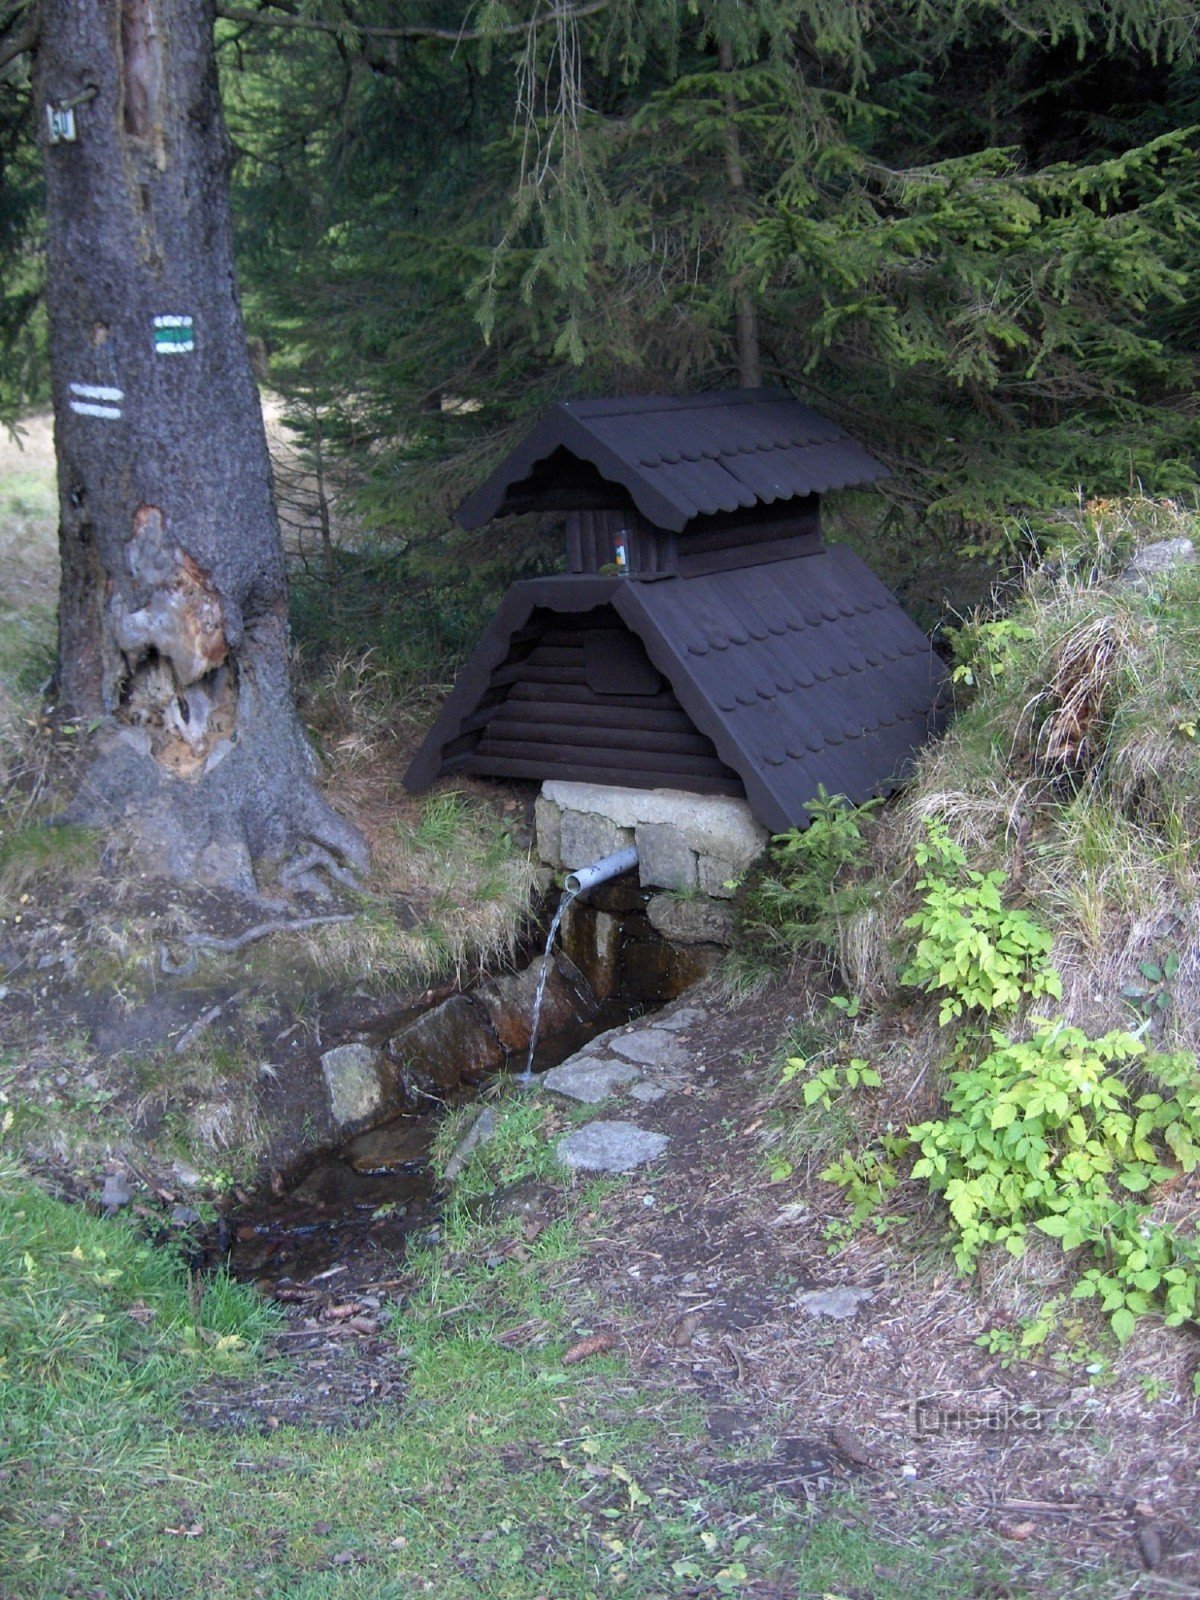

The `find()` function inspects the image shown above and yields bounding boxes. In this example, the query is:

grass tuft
[847,496,1200,1052]
[0,819,100,909]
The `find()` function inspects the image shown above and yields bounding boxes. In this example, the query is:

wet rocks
[344,1118,433,1174]
[378,957,593,1092]
[555,868,723,1005]
[385,995,502,1089]
[320,1043,387,1128]
[472,958,586,1055]
[540,1059,643,1105]
[556,1121,670,1173]
[614,936,723,1000]
[558,901,621,999]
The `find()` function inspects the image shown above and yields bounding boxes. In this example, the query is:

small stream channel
[208,870,721,1290]
[216,1001,645,1288]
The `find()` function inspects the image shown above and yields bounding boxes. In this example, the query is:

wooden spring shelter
[404,390,947,833]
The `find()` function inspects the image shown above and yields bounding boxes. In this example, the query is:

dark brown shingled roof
[458,389,889,533]
[404,547,946,831]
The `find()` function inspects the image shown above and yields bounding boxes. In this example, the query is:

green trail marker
[154,314,194,354]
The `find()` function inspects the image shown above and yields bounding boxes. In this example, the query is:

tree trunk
[33,0,366,896]
[717,36,762,391]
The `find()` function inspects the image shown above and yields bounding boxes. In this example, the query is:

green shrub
[815,818,1200,1342]
[734,788,877,981]
[901,818,1061,1024]
[907,1024,1200,1337]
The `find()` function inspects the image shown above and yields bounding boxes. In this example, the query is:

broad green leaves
[822,814,1200,1342]
[901,820,1061,1023]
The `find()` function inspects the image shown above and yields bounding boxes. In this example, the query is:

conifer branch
[0,0,39,73]
[215,0,611,46]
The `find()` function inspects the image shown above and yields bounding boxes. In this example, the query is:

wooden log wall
[442,606,743,795]
[565,509,676,577]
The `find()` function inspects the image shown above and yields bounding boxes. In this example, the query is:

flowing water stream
[518,887,579,1080]
[206,867,711,1290]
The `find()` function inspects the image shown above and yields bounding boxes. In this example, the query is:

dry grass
[844,496,1200,1054]
[295,648,540,990]
[0,413,58,814]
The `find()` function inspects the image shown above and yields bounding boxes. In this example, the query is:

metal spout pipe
[564,845,639,895]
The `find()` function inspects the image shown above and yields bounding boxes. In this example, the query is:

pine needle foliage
[208,0,1200,589]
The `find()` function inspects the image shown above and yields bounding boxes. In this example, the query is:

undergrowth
[762,499,1200,1351]
[725,787,879,996]
[868,495,1200,1049]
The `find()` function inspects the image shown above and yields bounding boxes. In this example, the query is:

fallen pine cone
[562,1333,614,1365]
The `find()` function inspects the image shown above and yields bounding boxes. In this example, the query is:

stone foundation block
[539,781,767,892]
[647,893,735,946]
[534,795,564,868]
[559,808,634,869]
[635,822,698,893]
[697,854,744,899]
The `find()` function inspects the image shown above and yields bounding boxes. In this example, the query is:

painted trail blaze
[154,314,194,354]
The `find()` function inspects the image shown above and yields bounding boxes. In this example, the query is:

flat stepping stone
[795,1286,872,1321]
[610,1032,688,1070]
[556,1121,670,1173]
[652,1007,707,1033]
[627,1081,671,1104]
[541,1059,642,1105]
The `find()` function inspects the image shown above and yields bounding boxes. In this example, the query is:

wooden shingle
[406,390,946,830]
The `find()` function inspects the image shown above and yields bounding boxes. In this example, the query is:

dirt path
[546,987,1200,1584]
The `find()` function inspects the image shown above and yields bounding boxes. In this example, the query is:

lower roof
[405,547,947,832]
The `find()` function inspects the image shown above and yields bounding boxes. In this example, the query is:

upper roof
[457,389,890,534]
[404,546,946,831]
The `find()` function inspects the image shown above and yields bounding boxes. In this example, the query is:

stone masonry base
[534,780,769,898]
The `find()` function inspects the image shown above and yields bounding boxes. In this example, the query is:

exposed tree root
[181,914,358,955]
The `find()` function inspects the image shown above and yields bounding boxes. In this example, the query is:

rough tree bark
[32,0,366,896]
